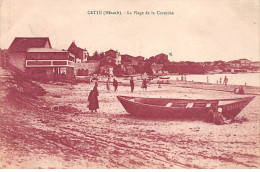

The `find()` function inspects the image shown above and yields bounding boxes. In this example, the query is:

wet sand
[1,72,260,168]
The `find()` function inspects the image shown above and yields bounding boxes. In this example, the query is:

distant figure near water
[219,77,222,84]
[88,83,99,112]
[130,77,134,92]
[113,78,118,92]
[224,76,228,86]
[106,77,110,91]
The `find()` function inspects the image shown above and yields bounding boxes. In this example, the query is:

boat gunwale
[117,95,255,110]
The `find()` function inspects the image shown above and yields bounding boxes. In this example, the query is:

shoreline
[97,78,260,95]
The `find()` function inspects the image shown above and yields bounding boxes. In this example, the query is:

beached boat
[159,76,171,79]
[117,96,255,119]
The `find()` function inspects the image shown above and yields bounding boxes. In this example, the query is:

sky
[0,0,259,62]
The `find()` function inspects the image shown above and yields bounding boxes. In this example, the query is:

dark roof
[105,49,117,53]
[67,42,86,52]
[155,53,167,57]
[8,37,52,52]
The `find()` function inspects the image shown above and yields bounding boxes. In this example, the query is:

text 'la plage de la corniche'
[87,11,174,16]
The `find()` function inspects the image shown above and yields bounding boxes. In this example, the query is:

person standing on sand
[106,77,110,91]
[219,77,222,84]
[113,78,118,92]
[224,76,228,86]
[130,77,134,92]
[142,78,147,91]
[88,83,99,112]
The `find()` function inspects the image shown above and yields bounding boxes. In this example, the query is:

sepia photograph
[0,0,259,169]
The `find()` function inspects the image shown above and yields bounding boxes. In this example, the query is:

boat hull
[117,96,255,119]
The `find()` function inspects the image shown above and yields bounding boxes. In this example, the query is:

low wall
[74,61,100,75]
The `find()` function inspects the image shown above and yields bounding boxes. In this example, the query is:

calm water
[169,73,260,87]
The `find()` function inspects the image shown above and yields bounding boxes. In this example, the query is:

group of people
[234,85,245,94]
[129,77,148,92]
[106,77,118,92]
[217,76,228,85]
[88,77,148,112]
[176,75,187,81]
[106,77,147,92]
[207,107,231,125]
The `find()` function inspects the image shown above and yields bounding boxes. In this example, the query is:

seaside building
[120,54,146,75]
[7,37,52,72]
[238,59,251,67]
[103,49,121,65]
[251,61,260,67]
[67,41,89,63]
[151,63,165,75]
[7,37,75,81]
[154,53,169,64]
[26,48,75,80]
[98,49,122,75]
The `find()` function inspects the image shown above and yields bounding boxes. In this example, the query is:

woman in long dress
[88,84,99,112]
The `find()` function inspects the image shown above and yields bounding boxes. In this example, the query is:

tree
[113,65,123,77]
[144,62,153,75]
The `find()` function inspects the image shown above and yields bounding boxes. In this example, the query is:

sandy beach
[1,69,260,169]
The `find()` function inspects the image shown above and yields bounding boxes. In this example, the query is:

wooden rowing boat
[117,96,255,119]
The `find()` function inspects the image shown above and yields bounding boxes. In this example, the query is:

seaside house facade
[120,54,146,75]
[154,53,169,64]
[26,48,75,80]
[67,41,88,63]
[7,37,52,72]
[98,49,122,75]
[238,59,251,67]
[151,63,164,75]
[7,37,75,81]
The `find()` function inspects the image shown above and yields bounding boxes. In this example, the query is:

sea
[169,73,260,87]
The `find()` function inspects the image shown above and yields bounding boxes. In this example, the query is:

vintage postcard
[0,0,259,169]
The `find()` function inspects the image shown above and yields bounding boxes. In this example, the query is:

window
[60,67,67,74]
